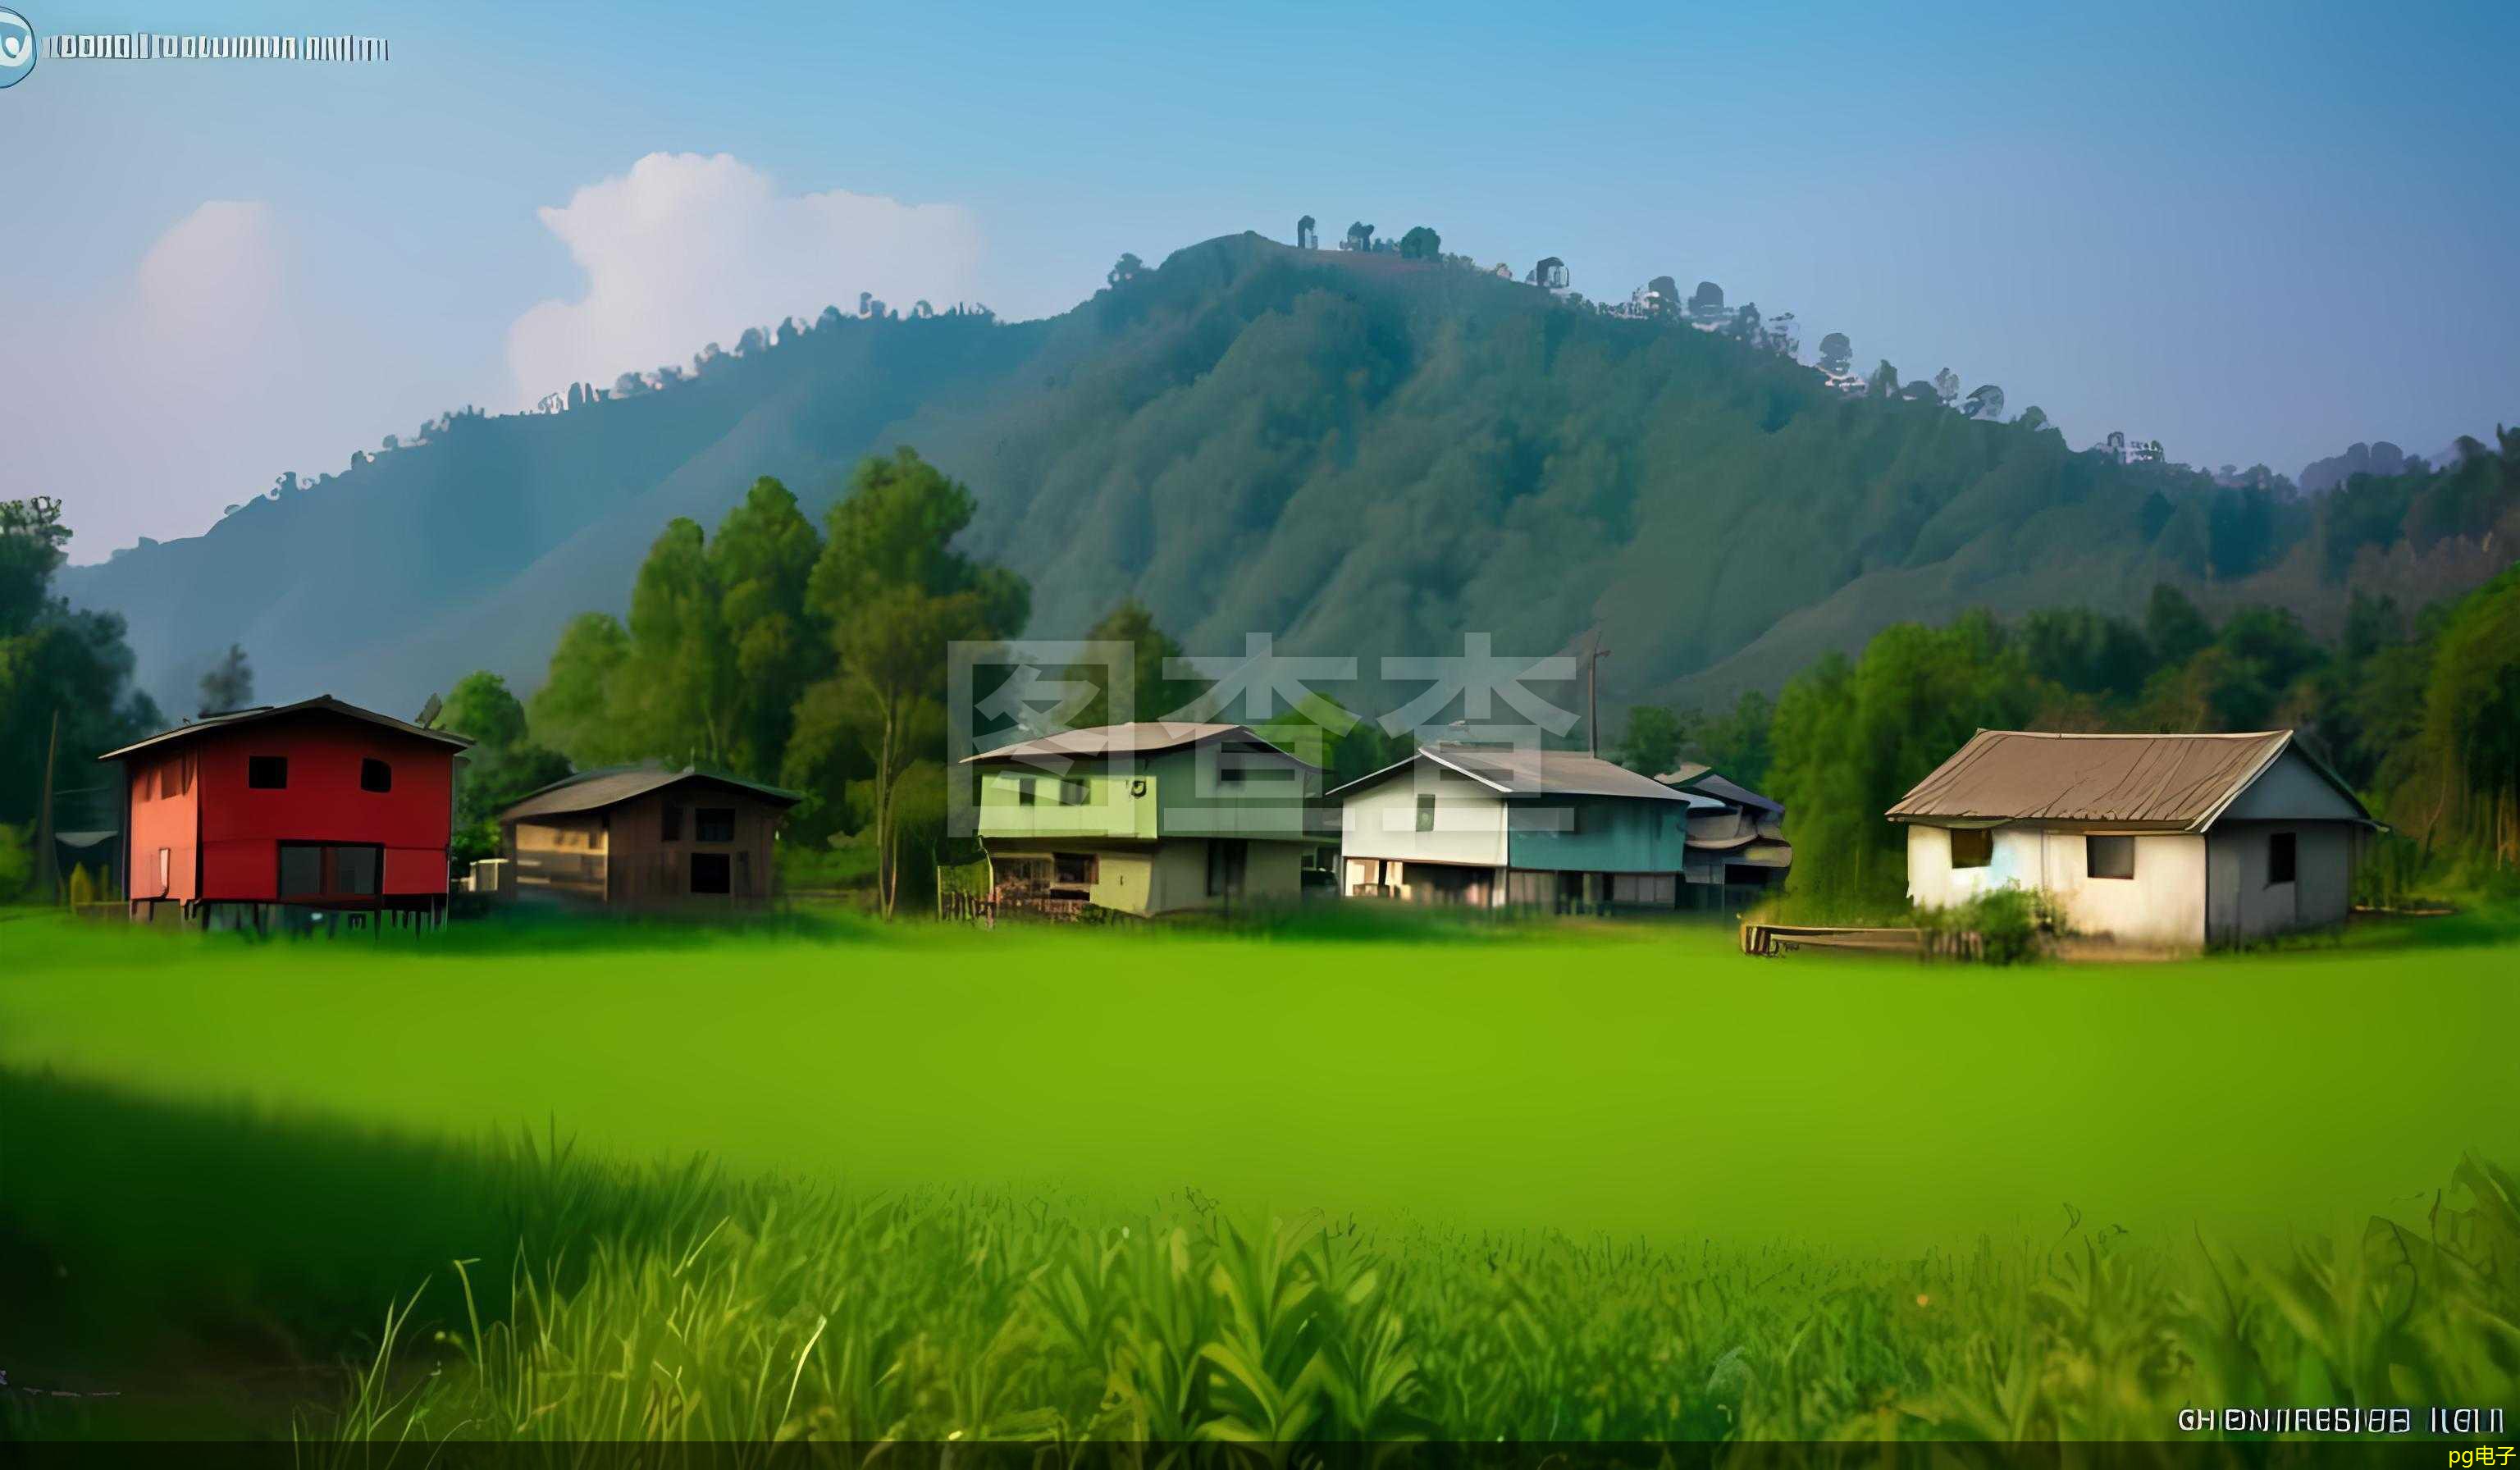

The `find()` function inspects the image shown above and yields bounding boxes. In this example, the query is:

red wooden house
[98,695,473,929]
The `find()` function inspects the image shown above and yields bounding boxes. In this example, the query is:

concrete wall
[2219,750,2365,823]
[2206,820,2355,943]
[1909,816,2359,947]
[1339,768,1509,868]
[1906,824,2207,948]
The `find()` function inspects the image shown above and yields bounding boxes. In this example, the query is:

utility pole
[33,707,61,904]
[1586,637,1610,757]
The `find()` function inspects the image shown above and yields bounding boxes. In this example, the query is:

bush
[0,822,30,902]
[1917,887,2058,965]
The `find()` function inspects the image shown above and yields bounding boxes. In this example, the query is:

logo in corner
[0,8,34,88]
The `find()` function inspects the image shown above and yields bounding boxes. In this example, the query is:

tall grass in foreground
[279,1149,2518,1446]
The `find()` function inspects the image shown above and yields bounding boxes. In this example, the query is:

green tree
[0,497,162,836]
[529,612,635,767]
[2419,570,2520,868]
[709,477,827,781]
[2018,608,2152,703]
[1256,692,1403,792]
[1066,599,1208,727]
[622,518,735,768]
[1866,359,1901,398]
[1767,614,2034,911]
[2143,583,2213,667]
[1681,691,1776,791]
[198,643,253,714]
[806,448,1029,915]
[440,669,573,865]
[1399,226,1442,261]
[441,669,530,751]
[1613,705,1682,775]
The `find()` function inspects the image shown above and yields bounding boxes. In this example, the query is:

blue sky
[7,0,2516,558]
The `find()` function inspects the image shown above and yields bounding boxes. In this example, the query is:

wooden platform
[1741,922,1929,958]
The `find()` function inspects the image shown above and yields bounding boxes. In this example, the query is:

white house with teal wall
[1331,745,1721,910]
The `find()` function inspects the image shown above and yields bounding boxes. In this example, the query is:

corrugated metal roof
[500,765,802,822]
[1886,729,2368,831]
[962,722,1315,769]
[1329,745,1718,806]
[97,694,472,762]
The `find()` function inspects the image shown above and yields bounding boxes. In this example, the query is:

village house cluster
[91,684,2372,950]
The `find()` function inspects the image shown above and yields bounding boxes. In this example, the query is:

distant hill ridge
[60,232,2520,720]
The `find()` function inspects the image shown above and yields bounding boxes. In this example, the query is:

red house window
[278,842,382,899]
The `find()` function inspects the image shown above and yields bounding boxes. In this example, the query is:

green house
[963,723,1329,916]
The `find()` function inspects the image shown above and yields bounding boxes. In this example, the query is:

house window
[690,851,732,894]
[1058,778,1088,806]
[1949,827,1993,869]
[662,805,682,841]
[1416,793,1436,832]
[2086,835,2136,879]
[332,846,380,896]
[276,842,381,899]
[1054,851,1098,885]
[155,847,171,892]
[2268,832,2297,885]
[360,758,392,793]
[249,756,289,789]
[1206,838,1248,898]
[696,808,735,842]
[1610,873,1677,906]
[1016,776,1036,806]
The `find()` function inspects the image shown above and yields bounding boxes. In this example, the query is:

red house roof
[97,694,473,764]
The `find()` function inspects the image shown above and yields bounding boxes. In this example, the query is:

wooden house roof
[500,765,802,823]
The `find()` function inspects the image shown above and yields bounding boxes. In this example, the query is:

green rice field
[2,911,2515,1443]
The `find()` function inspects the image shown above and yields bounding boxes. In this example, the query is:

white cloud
[130,199,290,362]
[505,153,985,404]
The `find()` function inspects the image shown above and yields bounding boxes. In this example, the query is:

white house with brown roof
[1888,730,2377,949]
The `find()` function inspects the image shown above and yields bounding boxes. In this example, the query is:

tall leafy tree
[709,477,827,781]
[2419,570,2520,867]
[1680,691,1775,791]
[806,448,1029,915]
[198,644,253,714]
[0,497,161,838]
[623,518,735,767]
[441,670,573,865]
[1612,705,1682,776]
[1767,614,2034,909]
[2143,583,2214,667]
[530,612,635,767]
[1065,599,1207,727]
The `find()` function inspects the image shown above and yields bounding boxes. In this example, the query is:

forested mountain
[59,232,2520,723]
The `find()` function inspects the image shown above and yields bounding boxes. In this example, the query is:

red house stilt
[98,695,474,931]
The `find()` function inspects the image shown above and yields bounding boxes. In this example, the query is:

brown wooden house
[498,765,801,911]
